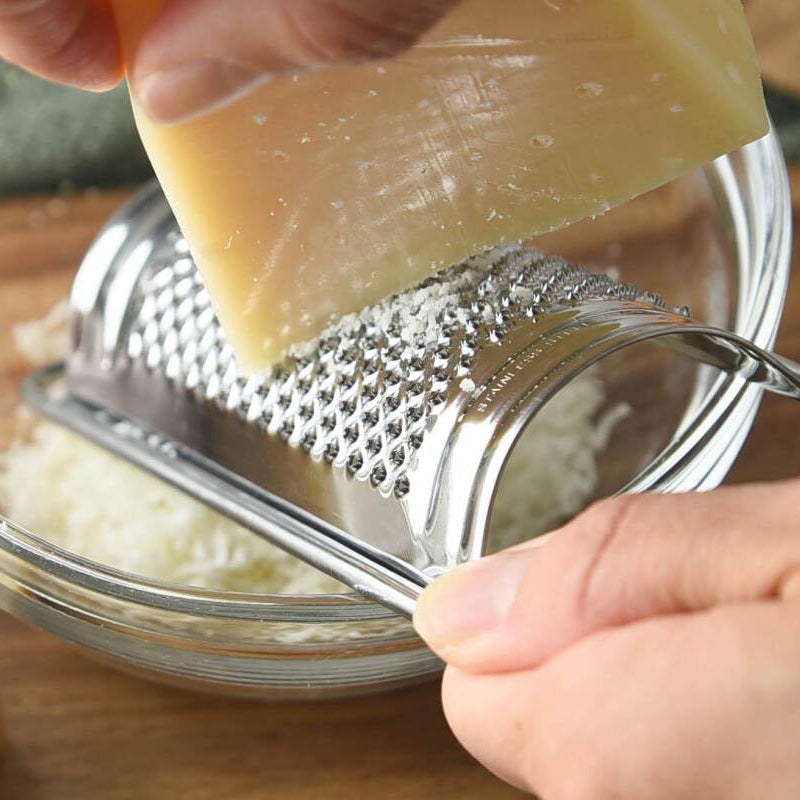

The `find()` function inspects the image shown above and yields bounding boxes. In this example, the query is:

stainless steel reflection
[25,173,800,618]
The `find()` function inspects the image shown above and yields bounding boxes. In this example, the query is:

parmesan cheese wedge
[112,0,768,371]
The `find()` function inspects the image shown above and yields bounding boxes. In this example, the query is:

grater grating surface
[25,182,800,616]
[126,236,664,500]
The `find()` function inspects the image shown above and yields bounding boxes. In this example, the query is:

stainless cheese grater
[24,181,800,617]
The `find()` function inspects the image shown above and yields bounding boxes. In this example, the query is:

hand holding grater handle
[23,182,800,617]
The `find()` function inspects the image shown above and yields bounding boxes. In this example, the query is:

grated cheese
[0,420,345,594]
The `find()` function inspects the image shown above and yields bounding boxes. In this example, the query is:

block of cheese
[112,0,768,371]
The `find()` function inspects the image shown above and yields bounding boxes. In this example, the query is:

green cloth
[0,60,798,197]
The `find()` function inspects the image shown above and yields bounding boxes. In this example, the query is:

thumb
[127,0,457,123]
[413,479,800,673]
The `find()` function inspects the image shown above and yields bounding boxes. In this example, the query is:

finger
[441,602,800,798]
[413,479,800,672]
[128,0,458,123]
[0,0,121,90]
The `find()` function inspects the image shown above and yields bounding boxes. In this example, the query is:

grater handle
[496,301,800,401]
[627,312,800,401]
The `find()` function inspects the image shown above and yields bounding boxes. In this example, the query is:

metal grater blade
[24,182,800,616]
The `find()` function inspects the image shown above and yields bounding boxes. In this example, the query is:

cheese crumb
[12,300,70,363]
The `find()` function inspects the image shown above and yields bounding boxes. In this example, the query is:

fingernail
[135,60,273,124]
[413,549,535,653]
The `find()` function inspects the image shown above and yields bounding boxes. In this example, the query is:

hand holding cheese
[110,0,769,371]
[127,0,459,124]
[0,0,452,96]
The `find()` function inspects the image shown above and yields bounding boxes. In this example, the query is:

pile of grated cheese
[0,302,619,596]
[0,419,345,593]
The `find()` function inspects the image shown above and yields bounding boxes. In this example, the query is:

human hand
[0,0,456,121]
[413,480,800,799]
[0,0,122,91]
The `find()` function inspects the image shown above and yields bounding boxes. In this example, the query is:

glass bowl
[0,129,792,700]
